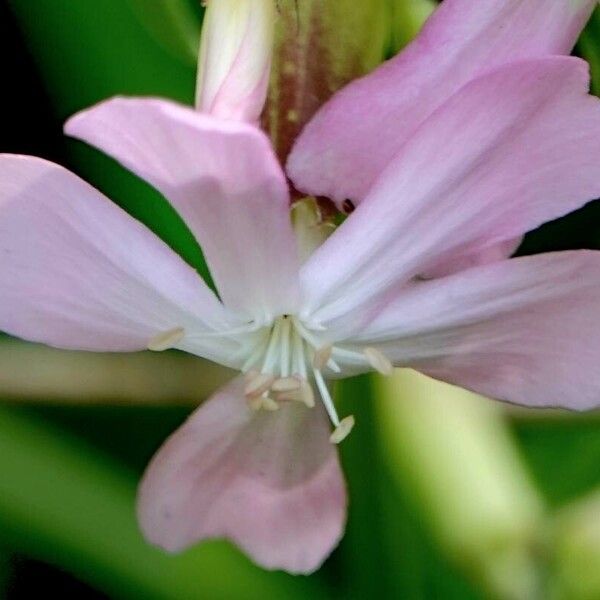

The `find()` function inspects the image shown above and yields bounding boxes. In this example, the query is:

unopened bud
[196,0,276,123]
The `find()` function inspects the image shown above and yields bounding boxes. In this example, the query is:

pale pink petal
[0,155,238,363]
[137,377,346,574]
[300,58,600,325]
[422,238,522,279]
[288,0,596,205]
[347,251,600,410]
[65,98,299,319]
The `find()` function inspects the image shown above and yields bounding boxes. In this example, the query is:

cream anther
[364,347,394,376]
[261,396,280,411]
[244,372,275,398]
[330,415,355,444]
[312,344,333,370]
[272,377,302,393]
[299,379,316,408]
[147,327,185,352]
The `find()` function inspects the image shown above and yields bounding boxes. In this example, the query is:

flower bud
[195,0,276,123]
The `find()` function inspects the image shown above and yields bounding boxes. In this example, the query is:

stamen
[261,396,280,411]
[239,315,356,441]
[275,379,315,408]
[271,377,301,393]
[299,379,316,408]
[247,396,263,411]
[363,347,394,376]
[279,316,291,377]
[147,327,185,351]
[330,415,355,444]
[292,333,308,379]
[313,344,333,370]
[241,332,270,372]
[293,317,342,373]
[261,318,284,373]
[247,392,280,412]
[244,373,275,398]
[313,368,340,426]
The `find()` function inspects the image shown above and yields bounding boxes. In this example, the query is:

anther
[247,393,279,412]
[364,347,394,376]
[244,373,276,398]
[276,379,316,408]
[300,379,316,407]
[247,396,263,411]
[147,327,185,352]
[261,396,280,411]
[330,415,355,444]
[313,344,333,370]
[271,377,302,393]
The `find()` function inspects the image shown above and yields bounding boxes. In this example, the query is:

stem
[375,369,546,600]
[0,340,231,405]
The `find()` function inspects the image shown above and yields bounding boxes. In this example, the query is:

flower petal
[287,0,597,205]
[300,58,600,325]
[348,251,600,410]
[65,98,299,319]
[422,237,522,279]
[137,377,346,574]
[0,155,237,363]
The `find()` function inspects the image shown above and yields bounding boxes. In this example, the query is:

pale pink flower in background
[1,0,600,574]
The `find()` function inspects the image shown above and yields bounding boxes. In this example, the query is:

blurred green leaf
[388,0,436,53]
[0,406,322,599]
[0,551,9,596]
[513,416,600,507]
[125,0,201,66]
[551,487,600,600]
[578,6,600,96]
[335,376,484,600]
[335,376,396,599]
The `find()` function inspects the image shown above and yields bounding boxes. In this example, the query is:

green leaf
[578,6,600,96]
[125,0,201,66]
[335,375,484,600]
[513,415,600,507]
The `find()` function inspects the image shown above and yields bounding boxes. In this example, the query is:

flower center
[147,314,394,444]
[240,314,360,444]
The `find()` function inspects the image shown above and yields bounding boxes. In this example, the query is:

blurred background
[1,1,600,598]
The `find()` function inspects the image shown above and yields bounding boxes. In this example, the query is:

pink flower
[1,0,600,575]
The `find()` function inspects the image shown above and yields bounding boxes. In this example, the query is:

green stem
[550,488,600,600]
[375,370,545,600]
[0,340,230,406]
[125,0,201,66]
